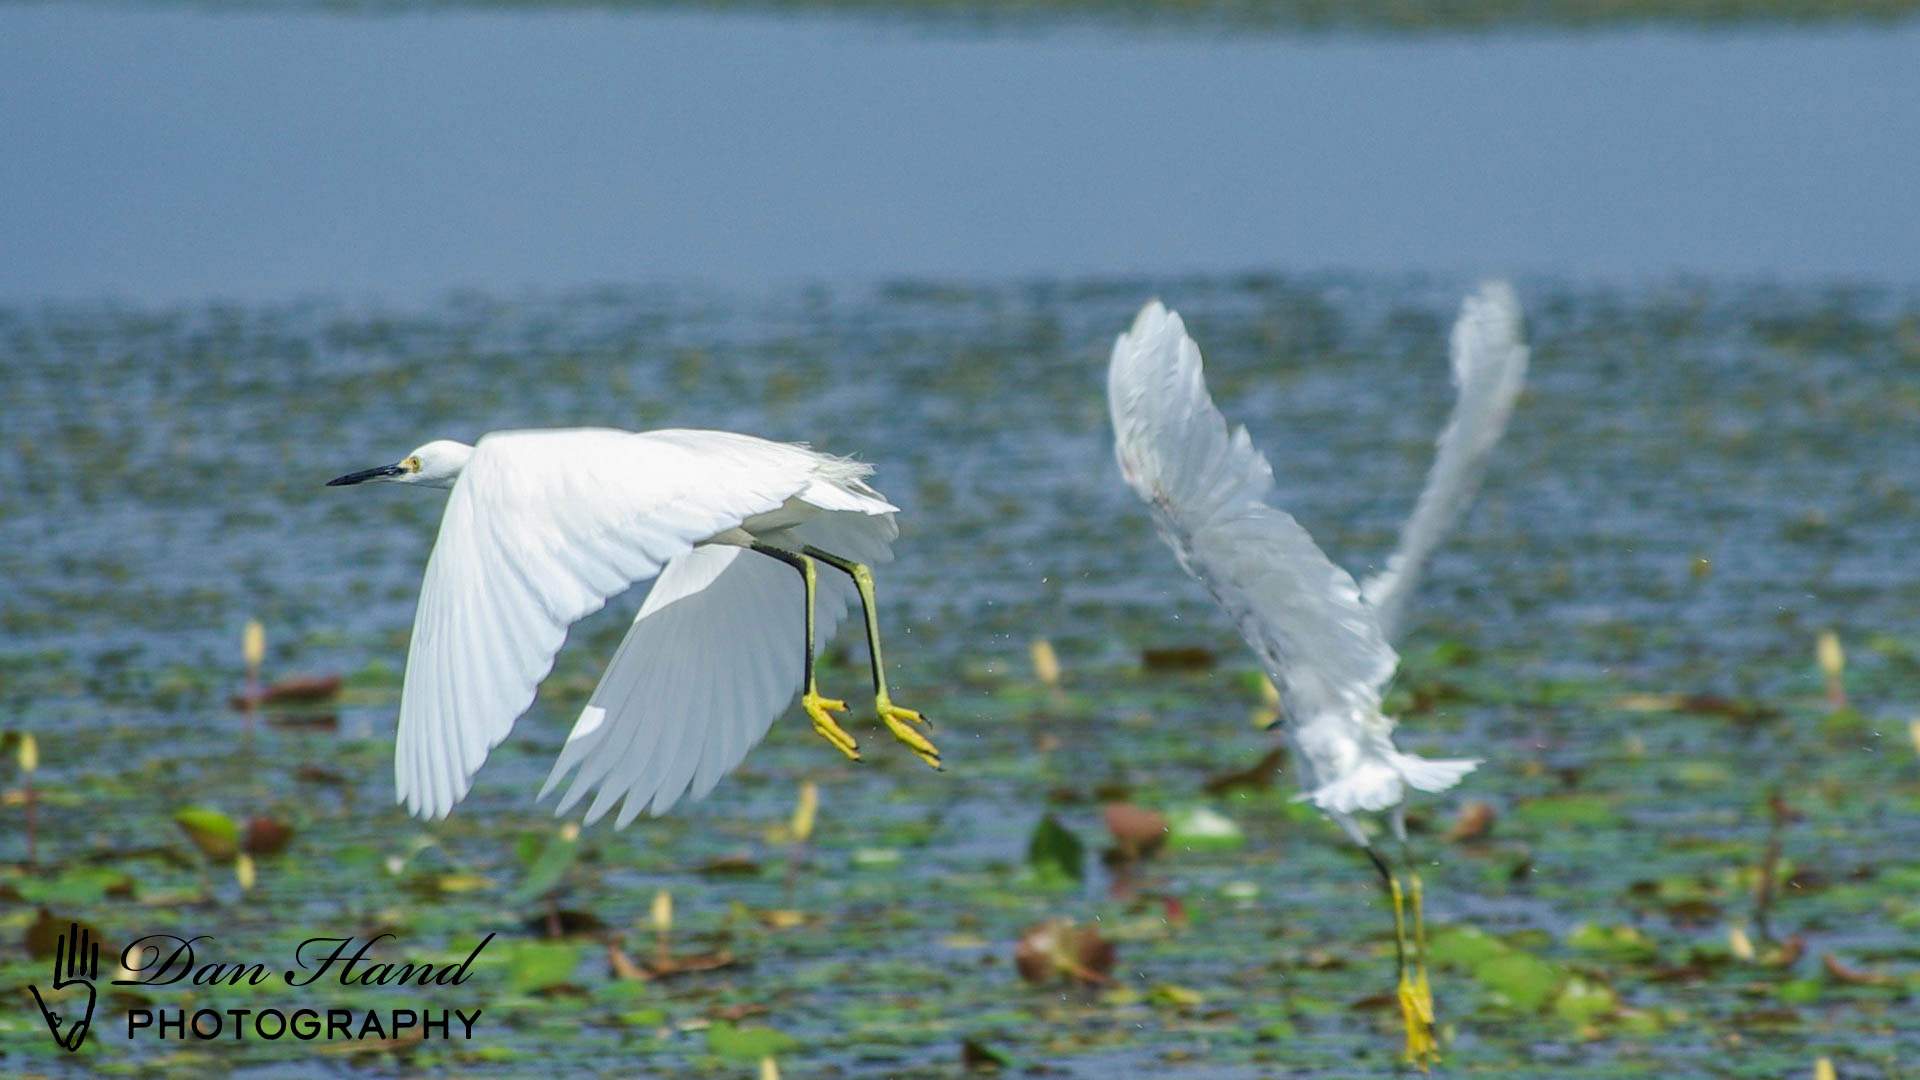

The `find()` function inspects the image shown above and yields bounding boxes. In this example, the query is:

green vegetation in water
[1,275,1918,1075]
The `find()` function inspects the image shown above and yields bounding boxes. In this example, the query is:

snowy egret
[1108,283,1528,1066]
[327,428,939,827]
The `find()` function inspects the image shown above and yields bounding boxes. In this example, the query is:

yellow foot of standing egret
[1397,970,1439,1069]
[1373,850,1440,1071]
[1409,871,1439,1066]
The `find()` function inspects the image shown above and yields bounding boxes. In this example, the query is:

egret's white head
[327,440,474,490]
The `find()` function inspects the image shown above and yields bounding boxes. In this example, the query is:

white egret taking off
[1108,283,1528,1067]
[327,428,939,828]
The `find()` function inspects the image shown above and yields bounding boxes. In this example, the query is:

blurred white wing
[539,507,895,827]
[1361,281,1529,641]
[1108,301,1398,726]
[395,429,814,820]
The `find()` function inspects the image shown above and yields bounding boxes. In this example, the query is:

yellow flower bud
[1816,631,1843,678]
[1030,638,1061,687]
[790,781,818,844]
[244,619,266,671]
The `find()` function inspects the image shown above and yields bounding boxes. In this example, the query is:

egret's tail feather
[1302,754,1479,815]
[1393,752,1479,794]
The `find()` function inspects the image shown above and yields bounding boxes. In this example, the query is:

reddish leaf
[243,816,295,856]
[1103,803,1168,861]
[1014,919,1115,987]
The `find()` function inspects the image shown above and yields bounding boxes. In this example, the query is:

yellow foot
[876,694,941,770]
[803,690,859,761]
[1397,972,1440,1070]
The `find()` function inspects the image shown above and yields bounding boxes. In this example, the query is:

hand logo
[27,922,100,1053]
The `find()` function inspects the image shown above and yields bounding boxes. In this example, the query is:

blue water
[2,7,1916,302]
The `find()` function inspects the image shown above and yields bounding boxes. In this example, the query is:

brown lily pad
[243,816,295,856]
[1202,748,1287,795]
[1014,918,1114,987]
[605,938,649,981]
[646,950,740,979]
[25,910,104,961]
[1141,647,1215,672]
[1822,953,1894,986]
[231,674,342,710]
[1103,803,1168,861]
[1445,800,1497,843]
[698,853,763,876]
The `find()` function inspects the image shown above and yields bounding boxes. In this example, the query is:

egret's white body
[332,428,898,826]
[1108,283,1529,842]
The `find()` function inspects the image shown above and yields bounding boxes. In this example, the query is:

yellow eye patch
[403,456,422,473]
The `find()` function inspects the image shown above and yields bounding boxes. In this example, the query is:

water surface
[2,276,1916,1073]
[3,8,1916,302]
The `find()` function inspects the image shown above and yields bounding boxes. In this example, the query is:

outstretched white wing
[539,508,895,827]
[1361,281,1529,641]
[1108,301,1398,727]
[394,429,812,820]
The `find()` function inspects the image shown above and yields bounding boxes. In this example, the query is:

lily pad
[1026,813,1086,883]
[1166,806,1245,851]
[174,806,241,860]
[707,1022,797,1062]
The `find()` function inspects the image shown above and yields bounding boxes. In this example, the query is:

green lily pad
[502,941,584,994]
[1566,922,1658,961]
[508,826,581,906]
[1475,952,1560,1012]
[174,806,241,860]
[706,1022,796,1062]
[1026,814,1086,883]
[1554,977,1618,1025]
[1513,795,1620,829]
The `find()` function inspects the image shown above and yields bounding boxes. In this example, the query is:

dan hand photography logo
[25,926,493,1053]
[27,923,100,1052]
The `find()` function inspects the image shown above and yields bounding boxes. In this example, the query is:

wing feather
[541,507,896,826]
[1108,301,1398,726]
[395,429,814,819]
[1360,281,1529,640]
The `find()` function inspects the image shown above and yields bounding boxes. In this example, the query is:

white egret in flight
[1108,283,1528,1067]
[327,428,939,828]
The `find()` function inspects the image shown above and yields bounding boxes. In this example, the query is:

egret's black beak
[327,463,406,487]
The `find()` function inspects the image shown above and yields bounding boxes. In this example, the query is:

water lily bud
[1817,631,1846,708]
[1728,925,1755,961]
[1814,1057,1837,1080]
[1816,631,1843,678]
[651,889,673,934]
[244,619,266,672]
[18,733,37,774]
[759,1057,780,1080]
[236,853,257,892]
[1030,639,1061,687]
[1250,673,1282,728]
[790,781,818,844]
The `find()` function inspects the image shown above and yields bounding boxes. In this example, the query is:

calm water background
[2,6,1917,303]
